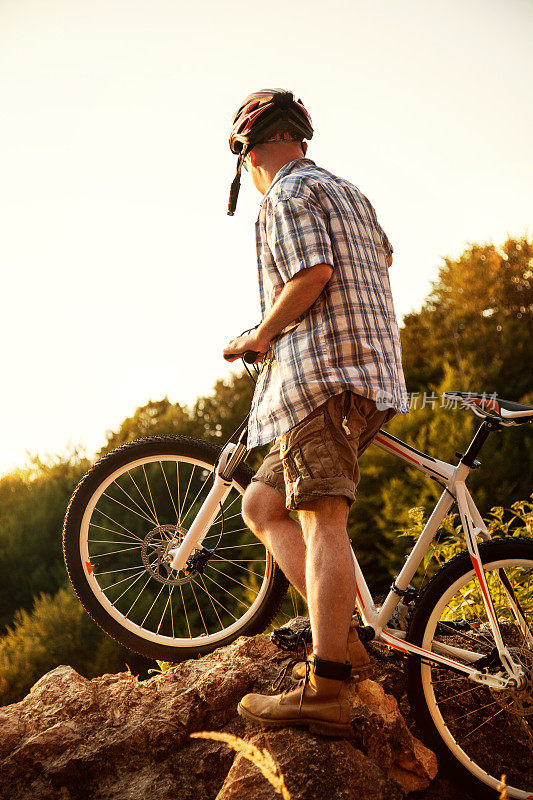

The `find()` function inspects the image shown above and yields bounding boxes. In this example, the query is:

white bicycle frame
[170,424,529,691]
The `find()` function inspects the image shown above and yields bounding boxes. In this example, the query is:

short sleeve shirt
[247,158,408,449]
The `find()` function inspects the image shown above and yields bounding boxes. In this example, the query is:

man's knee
[298,495,350,540]
[242,481,289,533]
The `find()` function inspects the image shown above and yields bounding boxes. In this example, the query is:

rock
[215,729,403,800]
[0,628,438,800]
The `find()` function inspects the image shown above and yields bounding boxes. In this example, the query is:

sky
[1,0,532,476]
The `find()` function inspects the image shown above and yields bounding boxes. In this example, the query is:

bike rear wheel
[63,435,288,660]
[406,538,533,799]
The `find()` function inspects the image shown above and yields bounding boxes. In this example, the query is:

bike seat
[444,392,533,425]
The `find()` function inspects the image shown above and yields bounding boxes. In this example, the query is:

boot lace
[270,622,313,705]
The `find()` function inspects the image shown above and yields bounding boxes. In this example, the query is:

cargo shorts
[251,391,395,511]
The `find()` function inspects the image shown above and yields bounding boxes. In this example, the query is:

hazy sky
[1,0,532,476]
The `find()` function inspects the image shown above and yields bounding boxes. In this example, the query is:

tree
[0,455,89,632]
[351,235,533,584]
[401,236,533,398]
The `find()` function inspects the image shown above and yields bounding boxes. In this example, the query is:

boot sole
[237,702,353,738]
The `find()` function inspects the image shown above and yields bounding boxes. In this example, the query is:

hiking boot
[291,621,372,683]
[238,653,353,737]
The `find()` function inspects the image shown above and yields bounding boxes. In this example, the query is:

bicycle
[63,355,533,799]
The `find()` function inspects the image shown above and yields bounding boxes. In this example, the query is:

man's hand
[223,263,333,365]
[223,329,271,364]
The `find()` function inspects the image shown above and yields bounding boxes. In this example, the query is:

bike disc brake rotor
[141,523,193,586]
[491,646,533,717]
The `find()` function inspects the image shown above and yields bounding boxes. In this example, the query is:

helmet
[227,88,313,215]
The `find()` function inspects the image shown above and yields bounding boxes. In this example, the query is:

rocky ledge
[0,624,460,800]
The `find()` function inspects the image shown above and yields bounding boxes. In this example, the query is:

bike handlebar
[224,351,259,364]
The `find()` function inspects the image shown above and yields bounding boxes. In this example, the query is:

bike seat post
[460,418,501,467]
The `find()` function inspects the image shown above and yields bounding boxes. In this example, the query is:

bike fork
[169,434,249,571]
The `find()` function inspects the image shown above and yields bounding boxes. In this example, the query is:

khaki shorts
[251,391,395,511]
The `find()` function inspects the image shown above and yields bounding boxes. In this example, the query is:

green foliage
[350,235,533,584]
[397,497,533,622]
[101,374,257,456]
[0,585,142,706]
[0,454,90,632]
[399,495,533,581]
[401,236,533,398]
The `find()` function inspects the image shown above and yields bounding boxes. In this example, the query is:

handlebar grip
[223,351,259,363]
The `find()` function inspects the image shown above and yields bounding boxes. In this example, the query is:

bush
[0,585,148,706]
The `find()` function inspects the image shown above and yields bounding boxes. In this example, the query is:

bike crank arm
[169,439,248,571]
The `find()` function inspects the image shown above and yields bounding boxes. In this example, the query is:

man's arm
[223,263,333,362]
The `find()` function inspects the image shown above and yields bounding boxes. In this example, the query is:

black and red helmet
[227,88,313,215]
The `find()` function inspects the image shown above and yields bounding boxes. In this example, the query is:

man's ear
[247,148,259,168]
[302,141,308,156]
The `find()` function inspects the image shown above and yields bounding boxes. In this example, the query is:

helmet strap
[227,146,252,216]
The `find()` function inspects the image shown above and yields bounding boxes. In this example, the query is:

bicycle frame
[169,419,527,691]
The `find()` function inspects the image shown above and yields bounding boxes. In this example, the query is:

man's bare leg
[242,481,307,601]
[298,496,356,663]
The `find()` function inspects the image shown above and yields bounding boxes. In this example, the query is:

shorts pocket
[280,413,337,481]
[279,414,325,459]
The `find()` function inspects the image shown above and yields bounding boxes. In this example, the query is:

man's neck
[254,156,304,195]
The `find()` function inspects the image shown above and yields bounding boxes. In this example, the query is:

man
[223,89,408,737]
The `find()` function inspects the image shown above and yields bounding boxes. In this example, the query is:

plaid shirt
[247,158,408,449]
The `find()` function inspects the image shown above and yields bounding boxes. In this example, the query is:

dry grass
[191,731,291,799]
[498,774,508,799]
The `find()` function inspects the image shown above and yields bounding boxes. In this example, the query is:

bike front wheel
[63,435,288,661]
[406,538,533,799]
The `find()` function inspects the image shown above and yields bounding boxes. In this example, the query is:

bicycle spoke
[213,510,245,525]
[176,460,182,523]
[125,574,152,618]
[207,563,260,594]
[180,464,197,521]
[212,554,265,577]
[89,545,142,557]
[180,468,214,526]
[178,584,192,638]
[189,579,210,636]
[113,479,159,525]
[160,460,179,523]
[436,683,486,704]
[213,494,243,523]
[204,525,250,540]
[213,542,264,550]
[202,572,250,610]
[88,538,144,546]
[89,520,144,544]
[194,574,238,623]
[458,707,506,743]
[141,582,166,627]
[101,490,157,527]
[94,508,149,539]
[157,586,173,635]
[93,563,145,577]
[199,574,225,630]
[128,469,159,520]
[103,567,146,598]
[142,465,159,525]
